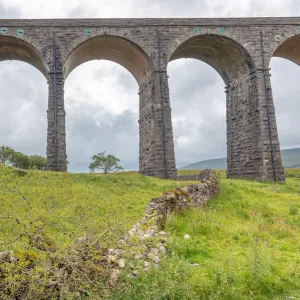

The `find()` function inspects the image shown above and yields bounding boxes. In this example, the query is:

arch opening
[168,58,226,170]
[0,36,48,78]
[64,36,153,87]
[0,61,48,159]
[269,34,300,171]
[64,60,139,172]
[269,57,300,169]
[168,34,257,177]
[169,34,255,84]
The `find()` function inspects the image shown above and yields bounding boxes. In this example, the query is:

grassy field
[0,165,197,250]
[1,165,300,299]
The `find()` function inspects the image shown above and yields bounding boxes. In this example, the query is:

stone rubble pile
[100,169,219,281]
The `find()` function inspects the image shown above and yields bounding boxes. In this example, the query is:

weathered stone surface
[117,258,126,268]
[0,18,293,181]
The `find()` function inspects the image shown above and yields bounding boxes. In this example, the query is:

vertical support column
[226,69,285,182]
[255,31,285,181]
[139,29,176,179]
[139,71,177,179]
[139,76,156,176]
[255,68,285,181]
[47,38,67,171]
[154,70,177,178]
[226,72,263,180]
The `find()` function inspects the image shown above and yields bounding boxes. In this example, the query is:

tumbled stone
[152,256,160,264]
[118,258,126,268]
[190,263,199,267]
[149,248,159,256]
[111,269,120,280]
[107,255,118,264]
[158,245,166,255]
[159,231,167,236]
[184,234,190,240]
[134,253,144,260]
[144,261,150,268]
[75,236,86,245]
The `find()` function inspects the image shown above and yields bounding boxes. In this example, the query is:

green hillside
[179,147,300,170]
[1,165,300,299]
[281,148,300,168]
[179,157,227,170]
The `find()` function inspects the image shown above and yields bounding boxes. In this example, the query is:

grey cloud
[270,57,300,149]
[66,103,139,172]
[66,0,114,18]
[115,71,139,94]
[0,61,48,156]
[67,5,89,18]
[168,59,220,106]
[93,64,139,95]
[0,2,21,18]
[168,59,226,167]
[249,0,300,17]
[138,0,210,17]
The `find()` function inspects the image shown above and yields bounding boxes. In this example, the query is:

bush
[289,204,298,215]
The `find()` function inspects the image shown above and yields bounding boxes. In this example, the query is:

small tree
[0,145,15,165]
[10,151,30,170]
[29,155,47,170]
[89,151,123,174]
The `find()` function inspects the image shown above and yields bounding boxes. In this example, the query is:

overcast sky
[0,1,300,172]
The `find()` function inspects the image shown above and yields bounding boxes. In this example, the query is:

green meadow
[1,164,300,299]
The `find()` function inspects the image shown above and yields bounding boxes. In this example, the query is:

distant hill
[280,148,300,168]
[179,158,227,170]
[179,148,300,170]
[290,164,300,168]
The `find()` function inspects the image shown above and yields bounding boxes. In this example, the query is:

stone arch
[168,34,255,84]
[0,35,48,78]
[271,34,300,65]
[166,33,264,180]
[63,35,153,87]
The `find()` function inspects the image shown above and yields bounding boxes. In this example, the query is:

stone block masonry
[1,17,298,181]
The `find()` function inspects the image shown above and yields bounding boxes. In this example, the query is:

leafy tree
[89,152,123,174]
[0,145,48,171]
[0,145,15,165]
[29,155,47,170]
[10,151,30,170]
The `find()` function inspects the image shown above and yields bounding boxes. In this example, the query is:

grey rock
[118,258,126,268]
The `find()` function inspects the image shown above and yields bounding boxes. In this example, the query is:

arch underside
[64,36,152,86]
[0,36,48,77]
[273,35,300,65]
[170,35,254,84]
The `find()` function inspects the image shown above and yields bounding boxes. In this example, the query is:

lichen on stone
[162,188,190,202]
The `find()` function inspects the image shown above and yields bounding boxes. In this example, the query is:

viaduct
[0,18,299,181]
